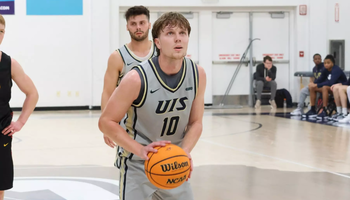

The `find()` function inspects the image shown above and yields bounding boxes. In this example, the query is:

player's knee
[333,85,339,92]
[336,85,343,92]
[301,87,309,94]
[256,81,264,86]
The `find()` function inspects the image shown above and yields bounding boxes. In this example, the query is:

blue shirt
[314,65,347,88]
[312,63,324,80]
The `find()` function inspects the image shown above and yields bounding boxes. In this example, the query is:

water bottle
[283,98,287,108]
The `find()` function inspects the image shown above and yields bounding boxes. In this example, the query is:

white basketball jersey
[117,42,157,85]
[118,57,199,161]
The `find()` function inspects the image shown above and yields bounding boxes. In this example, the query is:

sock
[342,108,348,115]
[311,106,316,111]
[324,107,328,113]
[337,107,342,114]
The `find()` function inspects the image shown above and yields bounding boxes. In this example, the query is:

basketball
[144,144,191,190]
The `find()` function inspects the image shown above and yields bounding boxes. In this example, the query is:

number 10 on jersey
[160,116,180,137]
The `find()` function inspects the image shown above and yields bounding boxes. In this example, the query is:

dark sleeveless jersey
[0,52,13,131]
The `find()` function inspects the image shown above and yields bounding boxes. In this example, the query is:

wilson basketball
[144,144,191,190]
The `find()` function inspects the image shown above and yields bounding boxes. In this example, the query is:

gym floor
[4,106,350,200]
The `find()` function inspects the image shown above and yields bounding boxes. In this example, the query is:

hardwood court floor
[4,106,350,200]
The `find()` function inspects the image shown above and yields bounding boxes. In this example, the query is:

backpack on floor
[275,89,293,108]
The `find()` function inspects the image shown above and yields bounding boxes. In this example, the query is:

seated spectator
[330,77,350,121]
[302,54,347,119]
[254,56,277,109]
[291,53,324,115]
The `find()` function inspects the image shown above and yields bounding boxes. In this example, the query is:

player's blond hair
[0,14,5,27]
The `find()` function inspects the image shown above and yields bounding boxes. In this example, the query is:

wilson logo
[160,161,189,172]
[166,174,187,184]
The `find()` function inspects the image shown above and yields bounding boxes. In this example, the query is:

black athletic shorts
[0,112,13,190]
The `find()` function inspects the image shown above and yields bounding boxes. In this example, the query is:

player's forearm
[17,91,39,125]
[98,118,144,156]
[181,122,203,153]
[101,91,112,111]
[309,77,315,83]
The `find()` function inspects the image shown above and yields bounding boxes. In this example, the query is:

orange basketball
[144,144,191,190]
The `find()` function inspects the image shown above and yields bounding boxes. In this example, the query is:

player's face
[0,24,5,45]
[324,59,334,70]
[313,55,322,66]
[126,15,151,42]
[155,25,189,60]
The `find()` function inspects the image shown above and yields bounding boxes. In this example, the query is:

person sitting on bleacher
[302,54,347,119]
[291,54,324,115]
[330,76,350,122]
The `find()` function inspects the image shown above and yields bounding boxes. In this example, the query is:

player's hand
[266,76,272,82]
[104,135,116,148]
[185,152,193,181]
[141,141,171,160]
[330,83,341,91]
[330,85,335,91]
[2,121,24,136]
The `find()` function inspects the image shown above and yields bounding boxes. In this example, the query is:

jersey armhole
[131,65,148,107]
[117,49,126,65]
[9,56,12,86]
[190,60,199,98]
[3,53,13,86]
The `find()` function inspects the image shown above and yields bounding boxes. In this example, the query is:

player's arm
[2,58,39,136]
[98,70,170,159]
[181,65,207,154]
[11,58,39,124]
[101,51,123,111]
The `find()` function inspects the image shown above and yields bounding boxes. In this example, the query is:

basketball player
[99,12,206,200]
[101,5,157,148]
[0,14,39,200]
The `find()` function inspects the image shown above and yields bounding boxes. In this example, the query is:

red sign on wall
[335,3,339,22]
[219,54,241,60]
[299,5,307,15]
[263,53,284,60]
